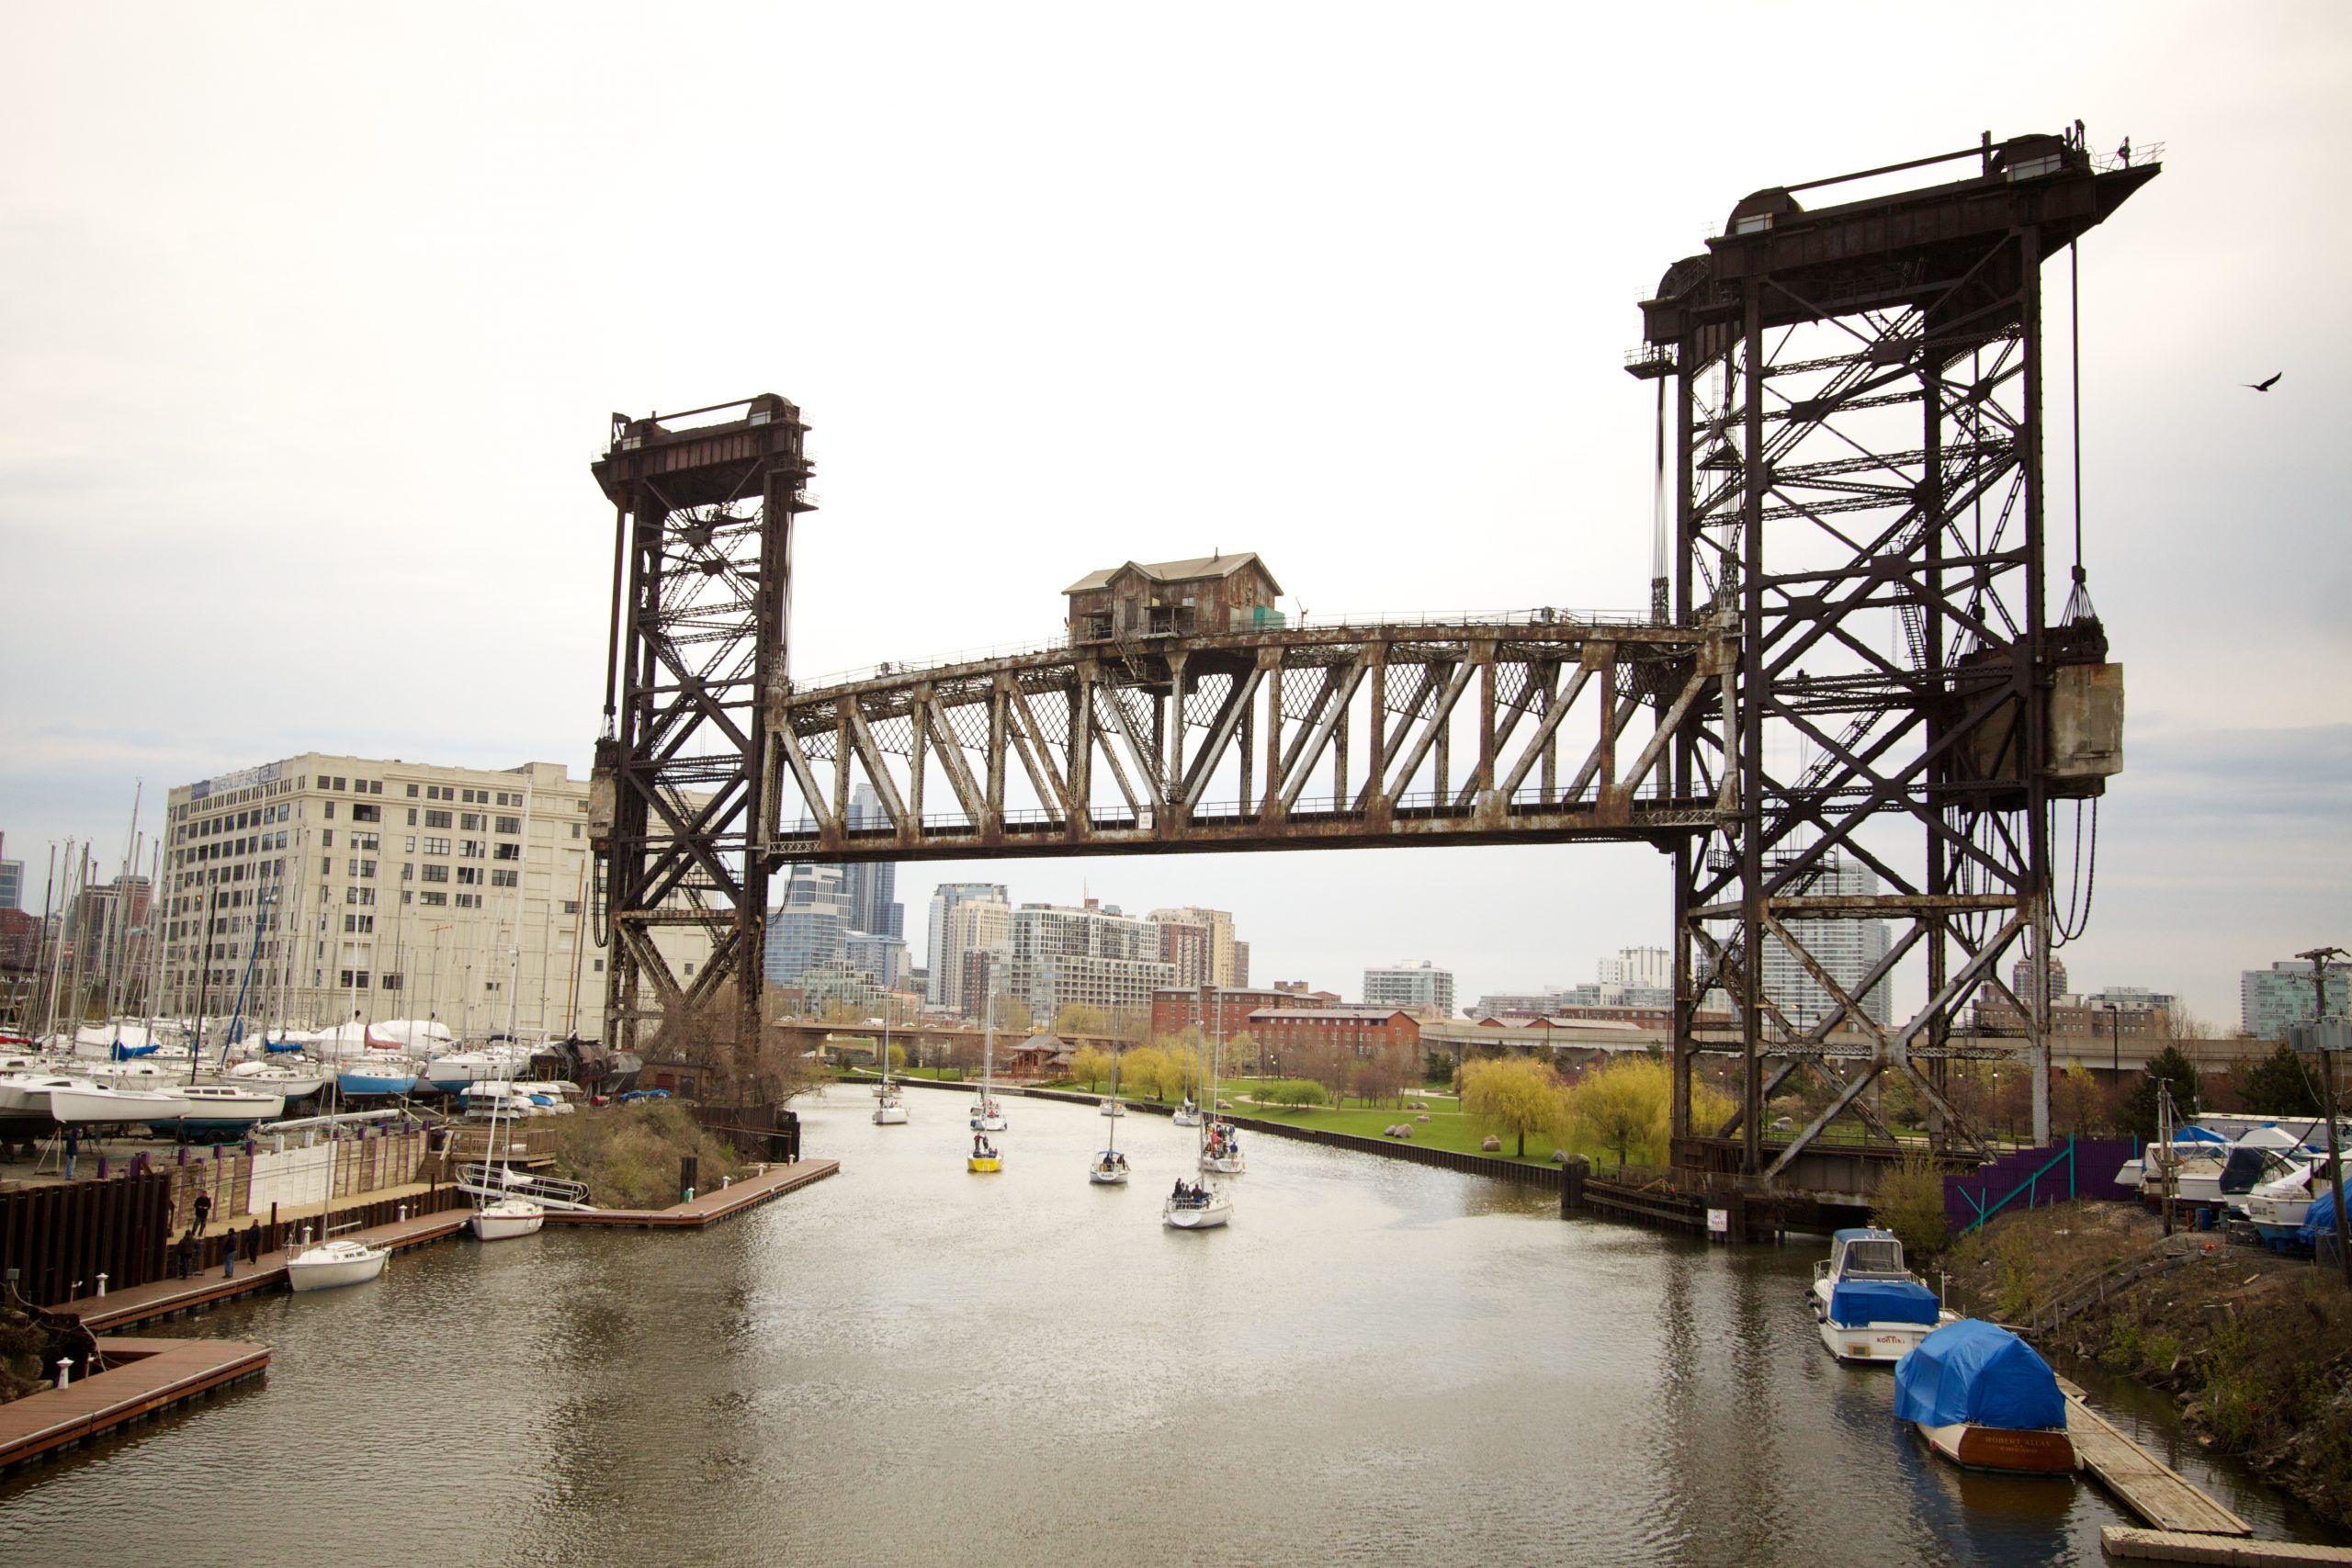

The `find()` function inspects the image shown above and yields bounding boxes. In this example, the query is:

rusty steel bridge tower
[589,396,814,1059]
[1634,128,2153,1187]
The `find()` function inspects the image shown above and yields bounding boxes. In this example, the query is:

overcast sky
[4,4,2346,1029]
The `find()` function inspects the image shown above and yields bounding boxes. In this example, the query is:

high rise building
[764,863,851,987]
[2243,960,2351,1041]
[1599,946,1671,991]
[843,929,910,992]
[1148,906,1239,987]
[161,753,639,1037]
[1009,900,1174,1024]
[0,831,20,911]
[1232,939,1250,987]
[1146,910,1213,988]
[837,784,904,942]
[2009,953,2072,1006]
[1757,853,1892,1032]
[940,895,1011,1016]
[1363,959,1455,1018]
[925,882,1008,1006]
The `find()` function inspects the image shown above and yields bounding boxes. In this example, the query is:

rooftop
[1063,552,1279,596]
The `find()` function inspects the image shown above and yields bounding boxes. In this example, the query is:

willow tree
[1461,1056,1568,1159]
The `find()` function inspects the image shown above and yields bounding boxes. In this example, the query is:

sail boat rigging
[872,1006,907,1125]
[967,960,1003,1172]
[1165,994,1233,1229]
[1089,1043,1129,1185]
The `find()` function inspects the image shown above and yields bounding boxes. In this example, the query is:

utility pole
[2295,945,2349,1290]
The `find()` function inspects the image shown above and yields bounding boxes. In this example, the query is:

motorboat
[24,1076,193,1126]
[2245,1155,2344,1243]
[208,1058,332,1100]
[1090,1148,1130,1185]
[873,1090,909,1125]
[470,1196,546,1241]
[1162,1179,1231,1230]
[462,1082,547,1120]
[1199,1121,1246,1176]
[1894,1319,2075,1474]
[967,1134,1002,1174]
[175,1084,288,1134]
[1810,1227,1952,1362]
[285,1237,390,1292]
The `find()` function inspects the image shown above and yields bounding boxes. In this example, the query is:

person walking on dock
[192,1192,213,1234]
[63,1133,77,1181]
[244,1223,263,1264]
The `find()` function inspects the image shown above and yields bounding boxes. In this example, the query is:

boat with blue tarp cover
[1809,1227,1954,1362]
[1894,1318,2075,1474]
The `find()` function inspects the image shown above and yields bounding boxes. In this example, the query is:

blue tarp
[264,1040,303,1054]
[2302,1188,2338,1243]
[1827,1279,1940,1327]
[1894,1319,2065,1431]
[109,1043,159,1059]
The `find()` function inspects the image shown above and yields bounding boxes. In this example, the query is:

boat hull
[1200,1154,1246,1175]
[337,1069,419,1097]
[873,1105,909,1125]
[970,1114,1008,1132]
[1817,1317,1943,1363]
[49,1086,190,1124]
[1163,1198,1232,1230]
[285,1247,389,1292]
[1917,1420,2075,1474]
[471,1202,545,1241]
[967,1156,1002,1173]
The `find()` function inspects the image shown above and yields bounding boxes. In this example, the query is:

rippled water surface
[3,1089,2340,1567]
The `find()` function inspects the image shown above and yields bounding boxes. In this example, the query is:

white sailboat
[1197,1003,1245,1176]
[469,937,545,1242]
[1090,1047,1130,1185]
[873,1012,908,1125]
[969,979,1007,1133]
[1165,1001,1234,1229]
[286,1133,390,1292]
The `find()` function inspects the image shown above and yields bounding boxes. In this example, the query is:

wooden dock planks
[539,1158,838,1228]
[2101,1527,2352,1563]
[0,1337,269,1472]
[62,1210,473,1333]
[2057,1376,2252,1539]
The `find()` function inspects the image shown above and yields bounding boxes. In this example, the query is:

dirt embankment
[1951,1201,2352,1526]
[541,1100,751,1210]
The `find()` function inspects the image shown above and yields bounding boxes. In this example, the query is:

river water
[3,1089,2339,1567]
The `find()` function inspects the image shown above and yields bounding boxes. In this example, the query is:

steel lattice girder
[1650,134,2157,1183]
[590,396,813,1059]
[762,619,1730,863]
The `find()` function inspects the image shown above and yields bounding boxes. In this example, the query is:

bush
[1871,1156,1951,1261]
[1256,1079,1329,1109]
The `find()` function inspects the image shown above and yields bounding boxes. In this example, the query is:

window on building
[338,968,370,987]
[323,801,335,819]
[357,860,377,879]
[563,900,580,915]
[491,869,517,887]
[420,890,447,907]
[404,836,416,853]
[594,959,605,972]
[321,855,333,874]
[421,864,449,884]
[571,823,582,839]
[493,815,521,835]
[380,973,401,989]
[423,837,450,856]
[493,842,519,862]
[459,840,485,859]
[321,830,333,848]
[369,780,382,795]
[353,803,379,823]
[457,866,482,886]
[351,832,379,852]
[460,812,484,831]
[455,893,481,908]
[424,810,452,829]
[333,777,346,791]
[406,784,420,797]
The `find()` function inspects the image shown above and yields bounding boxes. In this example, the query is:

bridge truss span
[763,617,1732,863]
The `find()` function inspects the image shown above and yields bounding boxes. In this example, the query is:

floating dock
[2057,1375,2252,1539]
[0,1336,269,1473]
[540,1157,838,1228]
[2101,1527,2352,1563]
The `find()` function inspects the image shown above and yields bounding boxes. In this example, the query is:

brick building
[1246,1007,1421,1059]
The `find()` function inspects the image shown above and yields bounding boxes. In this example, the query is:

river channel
[3,1089,2340,1567]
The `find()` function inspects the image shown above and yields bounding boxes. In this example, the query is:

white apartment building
[1363,959,1455,1019]
[939,895,1012,1016]
[161,752,704,1040]
[1757,853,1892,1032]
[1009,900,1173,1024]
[1599,946,1671,992]
[925,883,1008,1007]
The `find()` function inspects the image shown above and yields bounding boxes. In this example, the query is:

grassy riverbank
[1951,1201,2352,1528]
[542,1100,751,1209]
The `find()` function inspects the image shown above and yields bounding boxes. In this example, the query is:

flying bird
[2245,372,2283,392]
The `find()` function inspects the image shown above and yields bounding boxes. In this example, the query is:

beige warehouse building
[162,752,708,1040]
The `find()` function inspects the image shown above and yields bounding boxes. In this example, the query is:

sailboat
[1197,1004,1246,1176]
[969,982,1007,1134]
[1165,1010,1233,1228]
[872,1011,908,1126]
[469,934,545,1241]
[1090,1047,1130,1185]
[286,1128,390,1291]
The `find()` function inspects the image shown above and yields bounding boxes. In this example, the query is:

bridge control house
[1064,552,1284,644]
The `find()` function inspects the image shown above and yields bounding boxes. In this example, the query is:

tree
[1069,1044,1112,1091]
[887,1043,908,1074]
[1121,1046,1167,1101]
[2229,1043,2324,1118]
[1055,1003,1110,1038]
[1566,1057,1669,1172]
[2118,1044,2204,1145]
[2052,1059,2103,1137]
[1462,1055,1569,1160]
[989,993,1033,1036]
[1259,1079,1328,1109]
[1152,1046,1200,1105]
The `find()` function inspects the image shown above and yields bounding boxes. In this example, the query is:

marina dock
[2101,1527,2352,1563]
[540,1157,837,1227]
[0,1336,269,1473]
[2059,1374,2253,1539]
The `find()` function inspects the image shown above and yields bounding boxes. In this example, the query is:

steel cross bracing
[763,618,1729,863]
[1645,130,2156,1185]
[589,396,812,1059]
